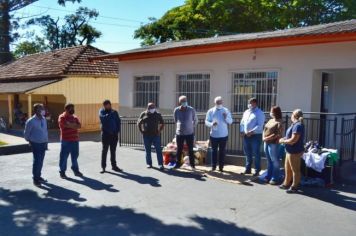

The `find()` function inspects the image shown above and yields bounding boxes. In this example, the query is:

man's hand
[279,138,285,144]
[213,121,218,126]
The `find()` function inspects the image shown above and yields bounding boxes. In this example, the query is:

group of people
[24,96,305,193]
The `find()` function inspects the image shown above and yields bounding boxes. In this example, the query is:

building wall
[118,41,356,116]
[30,76,119,130]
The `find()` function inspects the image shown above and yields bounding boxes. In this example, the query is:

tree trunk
[0,1,13,64]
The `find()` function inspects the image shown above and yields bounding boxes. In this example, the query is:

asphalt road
[0,141,355,236]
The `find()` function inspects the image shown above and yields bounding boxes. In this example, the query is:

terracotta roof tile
[0,45,119,81]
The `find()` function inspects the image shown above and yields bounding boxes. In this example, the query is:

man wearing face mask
[173,95,198,170]
[24,103,49,187]
[240,98,265,176]
[58,103,83,178]
[137,102,165,170]
[205,96,233,172]
[99,100,122,173]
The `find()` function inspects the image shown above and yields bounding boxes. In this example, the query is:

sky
[14,0,185,53]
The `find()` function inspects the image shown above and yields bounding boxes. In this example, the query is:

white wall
[332,69,356,113]
[118,41,356,116]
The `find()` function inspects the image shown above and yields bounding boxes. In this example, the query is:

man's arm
[192,109,198,126]
[225,109,233,125]
[116,111,121,133]
[24,120,32,142]
[205,110,213,128]
[158,114,164,131]
[249,111,265,134]
[137,112,145,133]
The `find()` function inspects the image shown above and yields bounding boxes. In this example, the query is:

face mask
[216,105,223,109]
[181,102,188,107]
[40,110,46,116]
[69,109,75,115]
[270,112,274,118]
[248,104,253,110]
[148,109,156,113]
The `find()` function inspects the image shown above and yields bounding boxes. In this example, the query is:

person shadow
[161,167,207,182]
[106,170,161,187]
[38,182,87,202]
[64,176,119,193]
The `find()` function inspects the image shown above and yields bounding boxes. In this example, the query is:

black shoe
[38,177,48,183]
[241,170,251,175]
[211,167,216,172]
[159,165,164,171]
[74,171,83,177]
[112,166,123,172]
[60,171,67,179]
[279,184,290,190]
[100,169,106,174]
[33,180,41,187]
[253,171,260,177]
[219,169,224,172]
[173,163,181,169]
[146,165,153,169]
[286,187,299,194]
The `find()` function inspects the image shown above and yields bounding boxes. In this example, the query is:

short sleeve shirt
[58,112,81,141]
[137,111,164,136]
[285,122,305,154]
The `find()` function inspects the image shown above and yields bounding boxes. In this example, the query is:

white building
[96,20,356,117]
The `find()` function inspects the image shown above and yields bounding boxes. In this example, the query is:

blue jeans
[243,134,262,172]
[31,142,47,180]
[264,142,281,181]
[143,135,163,166]
[59,141,79,172]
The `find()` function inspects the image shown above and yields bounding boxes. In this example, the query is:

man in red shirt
[58,103,83,178]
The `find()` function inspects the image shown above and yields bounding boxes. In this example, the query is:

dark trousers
[101,133,118,169]
[31,142,47,180]
[210,136,228,171]
[176,134,195,167]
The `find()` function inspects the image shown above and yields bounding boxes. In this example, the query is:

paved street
[1,141,355,236]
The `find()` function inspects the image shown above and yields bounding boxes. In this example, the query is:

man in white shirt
[205,96,233,172]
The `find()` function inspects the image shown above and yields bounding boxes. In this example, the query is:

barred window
[176,73,210,111]
[231,71,278,113]
[134,75,160,108]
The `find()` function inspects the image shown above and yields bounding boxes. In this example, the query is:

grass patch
[0,140,8,146]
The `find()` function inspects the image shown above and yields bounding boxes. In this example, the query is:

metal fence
[119,112,356,164]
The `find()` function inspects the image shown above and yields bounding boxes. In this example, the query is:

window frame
[133,75,160,108]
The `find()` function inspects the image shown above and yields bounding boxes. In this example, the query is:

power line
[31,4,147,24]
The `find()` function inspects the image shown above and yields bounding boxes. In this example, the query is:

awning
[0,79,59,94]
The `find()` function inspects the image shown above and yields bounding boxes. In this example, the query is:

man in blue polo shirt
[240,97,265,176]
[24,103,49,187]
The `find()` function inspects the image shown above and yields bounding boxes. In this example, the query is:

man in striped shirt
[58,103,83,178]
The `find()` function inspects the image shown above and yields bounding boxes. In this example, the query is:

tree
[0,0,81,64]
[27,7,101,50]
[12,37,48,58]
[134,0,356,46]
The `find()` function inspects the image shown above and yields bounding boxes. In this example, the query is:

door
[319,72,332,145]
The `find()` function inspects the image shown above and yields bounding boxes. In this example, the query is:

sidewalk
[0,141,355,236]
[0,132,30,155]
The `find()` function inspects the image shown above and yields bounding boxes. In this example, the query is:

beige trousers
[283,152,303,188]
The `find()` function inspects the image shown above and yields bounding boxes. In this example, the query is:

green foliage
[134,0,356,45]
[26,7,101,50]
[13,37,49,58]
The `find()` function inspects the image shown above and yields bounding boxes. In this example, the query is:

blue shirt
[285,122,305,154]
[99,108,121,135]
[205,106,233,138]
[24,115,48,143]
[174,106,198,136]
[240,107,265,134]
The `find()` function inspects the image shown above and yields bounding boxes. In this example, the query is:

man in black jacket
[99,100,121,173]
[137,102,165,170]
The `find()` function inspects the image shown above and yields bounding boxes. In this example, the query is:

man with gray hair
[173,95,198,169]
[205,96,233,172]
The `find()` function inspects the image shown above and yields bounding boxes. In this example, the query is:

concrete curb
[0,143,32,156]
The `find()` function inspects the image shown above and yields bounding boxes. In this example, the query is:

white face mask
[248,104,253,110]
[216,104,223,109]
[40,110,46,116]
[270,112,274,118]
[148,109,156,113]
[181,101,188,107]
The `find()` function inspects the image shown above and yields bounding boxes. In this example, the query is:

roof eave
[94,32,356,62]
